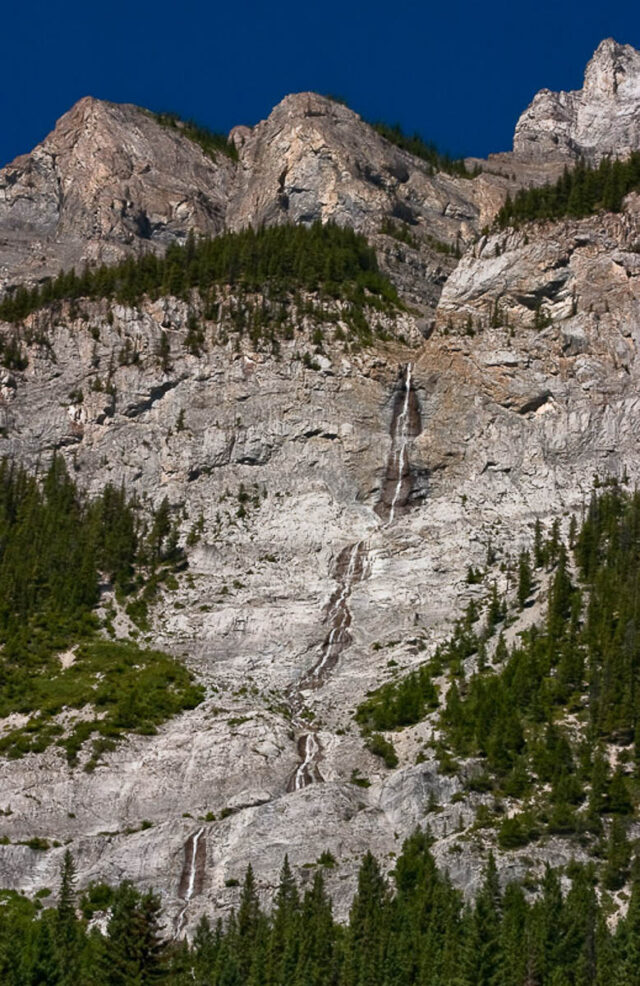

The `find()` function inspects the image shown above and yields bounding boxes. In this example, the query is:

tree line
[0,223,399,326]
[152,112,239,162]
[4,833,640,985]
[496,152,640,228]
[371,121,479,178]
[0,456,202,764]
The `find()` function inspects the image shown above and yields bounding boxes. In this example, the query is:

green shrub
[366,733,399,769]
[498,813,538,850]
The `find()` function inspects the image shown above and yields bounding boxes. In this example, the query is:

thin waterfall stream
[287,362,422,793]
[375,362,422,524]
[175,826,206,935]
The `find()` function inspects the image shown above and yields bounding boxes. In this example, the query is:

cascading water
[287,363,422,794]
[388,362,412,525]
[175,826,206,934]
[287,733,322,792]
[375,362,422,524]
[312,540,364,679]
[286,542,365,791]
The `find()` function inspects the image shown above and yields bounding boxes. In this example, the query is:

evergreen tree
[55,851,80,986]
[101,882,168,985]
[517,550,533,608]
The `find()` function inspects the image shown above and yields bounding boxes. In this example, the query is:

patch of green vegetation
[0,331,28,370]
[152,111,239,161]
[317,850,337,868]
[21,838,50,852]
[350,768,371,788]
[380,218,419,248]
[496,151,640,228]
[0,225,400,354]
[497,812,539,850]
[0,457,203,765]
[80,881,115,919]
[371,121,479,178]
[0,637,203,766]
[355,666,438,731]
[437,481,640,857]
[365,732,399,769]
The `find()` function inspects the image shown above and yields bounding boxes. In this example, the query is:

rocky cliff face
[0,98,234,291]
[1,39,640,932]
[514,38,640,162]
[0,92,489,319]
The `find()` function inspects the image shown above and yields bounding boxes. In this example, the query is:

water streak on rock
[175,826,206,934]
[376,362,422,524]
[286,733,323,792]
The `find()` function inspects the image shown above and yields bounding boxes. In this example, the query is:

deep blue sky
[2,0,639,168]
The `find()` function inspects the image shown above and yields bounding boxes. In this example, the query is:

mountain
[1,37,640,949]
[514,38,640,162]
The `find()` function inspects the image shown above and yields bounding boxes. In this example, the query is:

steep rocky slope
[514,38,640,162]
[1,38,640,933]
[0,98,234,291]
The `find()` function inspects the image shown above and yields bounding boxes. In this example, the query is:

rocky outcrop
[0,91,487,317]
[514,38,640,162]
[0,98,234,291]
[227,92,487,308]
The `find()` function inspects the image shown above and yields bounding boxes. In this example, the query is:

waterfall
[294,734,320,790]
[388,362,413,525]
[375,362,422,524]
[185,827,205,900]
[175,825,206,935]
[313,540,363,678]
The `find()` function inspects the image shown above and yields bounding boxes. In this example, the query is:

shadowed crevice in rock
[123,378,183,418]
[375,362,423,523]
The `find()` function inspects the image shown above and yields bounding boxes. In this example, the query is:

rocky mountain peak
[0,96,234,291]
[513,37,640,162]
[583,37,640,99]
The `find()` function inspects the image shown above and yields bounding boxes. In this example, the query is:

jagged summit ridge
[0,96,233,289]
[513,37,640,162]
[0,89,487,315]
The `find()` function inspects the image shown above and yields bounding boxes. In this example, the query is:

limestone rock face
[228,92,479,239]
[0,92,489,316]
[227,92,489,310]
[514,38,640,162]
[0,97,234,290]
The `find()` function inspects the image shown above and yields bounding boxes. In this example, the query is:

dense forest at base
[0,223,399,328]
[495,152,640,228]
[4,834,640,986]
[0,457,203,765]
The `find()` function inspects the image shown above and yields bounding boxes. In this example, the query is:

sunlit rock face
[514,38,640,162]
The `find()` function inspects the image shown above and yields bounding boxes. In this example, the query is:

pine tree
[55,851,79,986]
[268,856,300,986]
[102,882,168,985]
[345,852,390,986]
[517,550,533,608]
[30,918,62,986]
